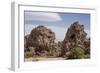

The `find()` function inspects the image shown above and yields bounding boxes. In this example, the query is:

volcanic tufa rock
[26,25,55,51]
[62,21,90,55]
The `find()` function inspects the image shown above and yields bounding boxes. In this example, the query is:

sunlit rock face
[24,25,61,57]
[62,21,90,56]
[26,25,55,49]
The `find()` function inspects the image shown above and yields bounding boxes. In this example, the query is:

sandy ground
[24,57,66,62]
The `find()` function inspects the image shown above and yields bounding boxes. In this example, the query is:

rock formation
[62,21,90,56]
[24,21,90,59]
[24,25,62,57]
[26,25,55,48]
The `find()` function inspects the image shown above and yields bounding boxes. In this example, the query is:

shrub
[67,47,86,59]
[24,47,36,58]
[24,51,33,58]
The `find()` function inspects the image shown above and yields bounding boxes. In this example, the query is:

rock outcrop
[24,21,90,59]
[26,25,55,49]
[62,21,90,56]
[25,25,62,57]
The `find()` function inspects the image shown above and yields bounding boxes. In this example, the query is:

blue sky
[24,11,90,41]
[59,13,90,29]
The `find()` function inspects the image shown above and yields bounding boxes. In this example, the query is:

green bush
[67,47,86,59]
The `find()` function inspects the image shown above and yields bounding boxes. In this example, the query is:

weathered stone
[62,21,90,56]
[25,25,56,57]
[26,25,55,49]
[24,22,90,59]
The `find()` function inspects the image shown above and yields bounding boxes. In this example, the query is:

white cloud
[25,12,62,22]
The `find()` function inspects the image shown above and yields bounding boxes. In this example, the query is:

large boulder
[26,25,55,49]
[25,25,57,57]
